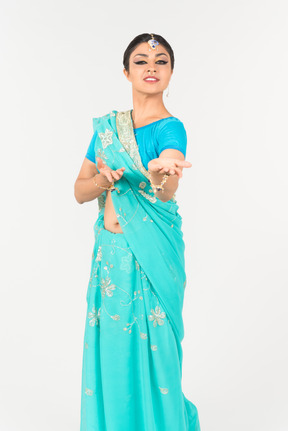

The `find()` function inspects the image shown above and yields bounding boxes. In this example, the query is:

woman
[74,33,201,431]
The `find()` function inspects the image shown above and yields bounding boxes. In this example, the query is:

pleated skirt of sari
[80,217,200,431]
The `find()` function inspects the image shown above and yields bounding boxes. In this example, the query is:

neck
[131,87,170,123]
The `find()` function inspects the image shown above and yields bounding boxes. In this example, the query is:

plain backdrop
[0,1,287,430]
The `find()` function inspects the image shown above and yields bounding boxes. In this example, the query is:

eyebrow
[133,53,168,58]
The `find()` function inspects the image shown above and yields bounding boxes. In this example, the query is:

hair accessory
[148,34,159,51]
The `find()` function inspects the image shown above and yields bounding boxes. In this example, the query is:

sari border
[116,110,150,180]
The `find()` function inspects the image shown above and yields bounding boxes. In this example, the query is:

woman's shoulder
[155,116,187,136]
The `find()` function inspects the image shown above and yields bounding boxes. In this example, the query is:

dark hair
[123,33,175,73]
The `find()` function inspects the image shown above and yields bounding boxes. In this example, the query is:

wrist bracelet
[148,170,169,193]
[92,174,116,191]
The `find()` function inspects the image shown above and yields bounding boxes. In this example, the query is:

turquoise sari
[80,110,201,430]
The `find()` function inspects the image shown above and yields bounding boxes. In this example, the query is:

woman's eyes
[134,61,168,65]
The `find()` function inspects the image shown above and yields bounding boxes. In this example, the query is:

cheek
[161,70,172,82]
[130,69,145,82]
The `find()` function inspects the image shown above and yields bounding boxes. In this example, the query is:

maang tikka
[147,33,169,97]
[147,33,159,51]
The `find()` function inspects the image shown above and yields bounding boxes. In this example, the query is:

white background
[0,1,287,430]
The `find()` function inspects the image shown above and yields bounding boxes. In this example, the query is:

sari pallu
[80,110,201,431]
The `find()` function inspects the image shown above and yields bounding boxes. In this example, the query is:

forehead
[131,42,169,59]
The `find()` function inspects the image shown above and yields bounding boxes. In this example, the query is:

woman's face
[123,42,173,95]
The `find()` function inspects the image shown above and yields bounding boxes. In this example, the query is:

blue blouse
[85,117,187,170]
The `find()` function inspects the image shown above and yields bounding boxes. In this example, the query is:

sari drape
[80,110,201,431]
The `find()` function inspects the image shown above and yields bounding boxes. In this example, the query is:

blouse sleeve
[85,130,98,163]
[156,120,187,157]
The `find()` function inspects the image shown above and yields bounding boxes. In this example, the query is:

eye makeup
[134,60,168,65]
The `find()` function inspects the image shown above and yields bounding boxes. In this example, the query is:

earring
[166,85,170,97]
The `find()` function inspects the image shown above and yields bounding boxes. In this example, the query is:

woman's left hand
[148,157,192,178]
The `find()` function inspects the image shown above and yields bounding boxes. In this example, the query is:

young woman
[74,33,201,431]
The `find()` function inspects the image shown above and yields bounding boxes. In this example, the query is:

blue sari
[80,110,201,430]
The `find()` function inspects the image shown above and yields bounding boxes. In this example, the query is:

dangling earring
[166,85,170,98]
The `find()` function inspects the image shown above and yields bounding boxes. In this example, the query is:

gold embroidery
[148,305,166,327]
[86,237,167,343]
[100,276,116,298]
[116,110,150,180]
[138,189,157,203]
[96,246,102,261]
[88,305,100,327]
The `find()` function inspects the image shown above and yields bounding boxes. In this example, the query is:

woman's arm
[148,149,190,203]
[74,158,112,204]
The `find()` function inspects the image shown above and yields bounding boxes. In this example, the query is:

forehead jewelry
[147,33,159,51]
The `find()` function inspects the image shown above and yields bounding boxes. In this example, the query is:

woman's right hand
[96,157,125,183]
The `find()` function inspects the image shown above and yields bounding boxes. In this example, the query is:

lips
[144,76,159,82]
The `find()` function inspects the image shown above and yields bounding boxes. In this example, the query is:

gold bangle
[92,174,115,191]
[148,170,169,193]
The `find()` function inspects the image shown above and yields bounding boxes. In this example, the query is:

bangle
[92,174,117,191]
[147,170,169,193]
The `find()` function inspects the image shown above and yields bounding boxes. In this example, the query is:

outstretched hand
[96,157,125,183]
[148,157,192,178]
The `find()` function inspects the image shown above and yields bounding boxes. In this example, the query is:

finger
[97,160,105,170]
[158,166,169,173]
[175,160,192,167]
[156,167,166,174]
[173,167,183,178]
[105,172,113,183]
[111,171,120,180]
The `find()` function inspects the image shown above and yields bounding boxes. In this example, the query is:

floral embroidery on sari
[148,305,166,327]
[88,305,100,327]
[99,128,114,149]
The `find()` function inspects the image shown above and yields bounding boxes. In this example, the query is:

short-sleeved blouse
[85,117,187,170]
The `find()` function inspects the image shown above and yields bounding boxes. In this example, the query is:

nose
[148,68,156,75]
